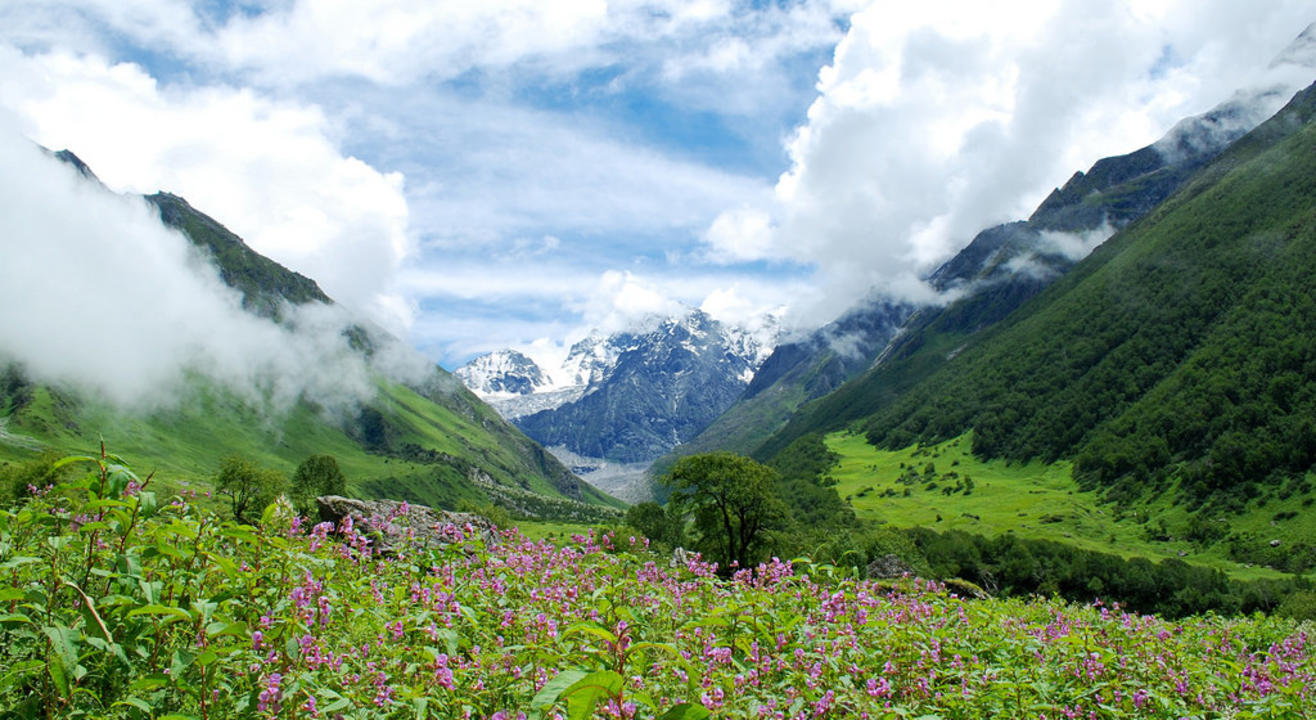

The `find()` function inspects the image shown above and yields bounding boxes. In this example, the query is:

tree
[0,451,62,506]
[215,456,287,524]
[665,452,787,573]
[625,502,668,543]
[290,454,346,518]
[624,501,685,549]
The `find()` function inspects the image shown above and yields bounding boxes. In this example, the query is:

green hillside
[761,82,1316,554]
[0,160,620,518]
[824,430,1313,581]
[675,81,1242,483]
[0,375,619,519]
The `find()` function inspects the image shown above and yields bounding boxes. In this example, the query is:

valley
[825,431,1306,581]
[5,8,1316,718]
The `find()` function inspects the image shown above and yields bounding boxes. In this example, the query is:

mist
[0,129,422,416]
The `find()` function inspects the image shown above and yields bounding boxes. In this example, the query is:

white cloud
[0,48,414,334]
[701,204,776,264]
[702,0,1316,325]
[0,128,397,413]
[354,92,770,249]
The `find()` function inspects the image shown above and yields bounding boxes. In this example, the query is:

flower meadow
[2,453,1315,719]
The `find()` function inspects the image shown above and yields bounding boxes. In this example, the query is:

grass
[0,377,618,516]
[826,430,1300,581]
[514,518,593,541]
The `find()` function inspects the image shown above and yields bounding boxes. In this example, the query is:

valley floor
[826,431,1307,582]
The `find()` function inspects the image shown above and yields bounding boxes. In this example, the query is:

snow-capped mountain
[513,309,777,463]
[457,309,780,420]
[452,349,551,397]
[454,309,781,499]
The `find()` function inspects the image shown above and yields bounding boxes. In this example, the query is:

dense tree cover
[623,501,685,550]
[764,83,1316,512]
[898,527,1307,619]
[767,433,856,530]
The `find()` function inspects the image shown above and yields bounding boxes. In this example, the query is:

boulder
[315,495,497,554]
[866,553,915,579]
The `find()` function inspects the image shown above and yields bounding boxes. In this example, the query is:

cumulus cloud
[0,128,417,414]
[0,48,414,335]
[702,0,1316,325]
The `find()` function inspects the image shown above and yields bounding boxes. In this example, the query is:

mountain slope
[754,66,1316,459]
[512,310,769,464]
[774,81,1316,516]
[0,153,619,517]
[648,297,913,479]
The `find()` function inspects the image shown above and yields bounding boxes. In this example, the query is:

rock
[669,546,694,568]
[1271,539,1282,547]
[866,554,915,579]
[943,578,990,600]
[315,495,497,554]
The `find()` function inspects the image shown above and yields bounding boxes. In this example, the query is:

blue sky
[2,1,1314,370]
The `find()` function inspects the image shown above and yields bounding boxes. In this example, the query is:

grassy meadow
[826,430,1313,582]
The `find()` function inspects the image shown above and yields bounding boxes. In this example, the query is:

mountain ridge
[0,149,619,517]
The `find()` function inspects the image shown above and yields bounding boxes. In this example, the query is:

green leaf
[170,649,197,677]
[129,604,192,623]
[43,624,79,670]
[656,703,712,720]
[138,490,158,518]
[0,556,40,570]
[563,621,617,647]
[563,670,624,720]
[47,650,70,699]
[53,455,99,470]
[130,674,170,693]
[206,620,248,638]
[112,697,153,713]
[530,669,587,711]
[0,588,24,603]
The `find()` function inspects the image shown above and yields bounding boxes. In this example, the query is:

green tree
[625,502,667,543]
[290,454,346,518]
[0,451,62,506]
[665,452,787,573]
[623,501,685,549]
[214,456,287,524]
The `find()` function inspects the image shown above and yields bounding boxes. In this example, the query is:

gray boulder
[315,495,497,553]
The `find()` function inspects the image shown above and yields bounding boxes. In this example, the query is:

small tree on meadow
[290,454,346,518]
[665,452,787,573]
[215,456,287,524]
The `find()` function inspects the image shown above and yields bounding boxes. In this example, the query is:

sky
[2,1,1314,372]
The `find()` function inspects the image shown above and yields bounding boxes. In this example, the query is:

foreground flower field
[1,454,1313,718]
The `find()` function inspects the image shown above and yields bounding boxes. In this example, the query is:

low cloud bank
[0,130,426,415]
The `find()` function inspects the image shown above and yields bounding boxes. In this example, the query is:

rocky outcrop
[866,554,915,579]
[315,495,497,553]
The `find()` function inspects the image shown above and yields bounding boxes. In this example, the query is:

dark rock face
[746,297,915,404]
[514,311,765,463]
[315,495,497,553]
